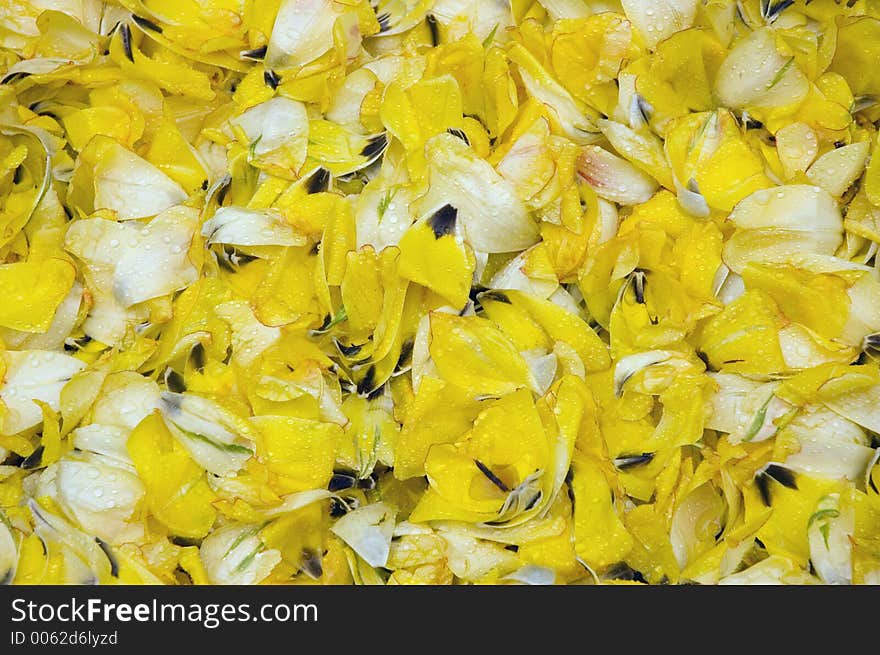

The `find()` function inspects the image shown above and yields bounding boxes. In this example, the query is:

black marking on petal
[3,452,23,466]
[604,562,647,583]
[215,175,231,206]
[376,12,392,32]
[744,117,764,130]
[173,564,194,585]
[696,350,715,372]
[358,473,378,490]
[834,140,846,149]
[95,537,119,577]
[120,23,134,62]
[504,544,519,552]
[853,96,878,116]
[240,45,268,61]
[756,472,772,507]
[1,71,30,84]
[160,391,183,414]
[366,383,385,401]
[165,368,186,393]
[360,133,388,160]
[474,459,509,492]
[264,69,281,89]
[12,165,22,184]
[524,492,542,511]
[170,535,201,547]
[426,14,439,46]
[614,452,654,470]
[766,0,794,21]
[190,343,206,373]
[447,128,469,145]
[21,445,44,470]
[427,204,457,239]
[216,248,236,273]
[469,285,488,306]
[329,472,357,491]
[395,339,414,372]
[635,94,652,124]
[862,332,880,350]
[218,245,258,270]
[479,290,511,305]
[335,340,363,358]
[464,113,489,132]
[631,270,646,304]
[306,167,330,194]
[301,549,323,579]
[329,497,349,517]
[132,15,163,33]
[765,464,797,489]
[0,568,13,585]
[841,177,861,206]
[356,365,376,396]
[870,473,878,495]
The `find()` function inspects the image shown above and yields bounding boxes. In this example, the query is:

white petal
[715,28,809,110]
[576,145,658,205]
[807,494,853,585]
[214,301,281,367]
[202,206,305,247]
[824,385,880,434]
[0,281,83,351]
[0,514,15,584]
[0,350,85,435]
[621,0,697,50]
[71,424,132,465]
[113,205,199,307]
[417,133,538,253]
[330,502,396,568]
[230,97,309,159]
[522,350,558,396]
[266,0,342,69]
[489,248,559,299]
[90,371,160,430]
[719,555,818,585]
[775,122,818,179]
[92,142,187,220]
[806,142,870,198]
[200,524,281,585]
[842,273,880,347]
[159,392,254,477]
[53,453,145,544]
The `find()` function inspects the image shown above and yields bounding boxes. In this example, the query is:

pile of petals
[1,0,880,585]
